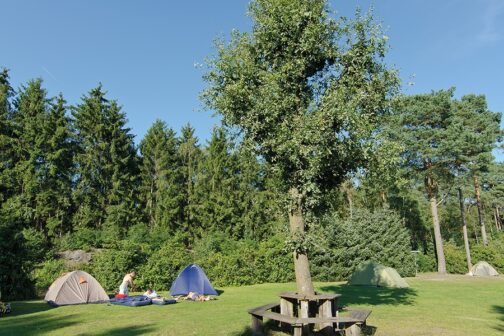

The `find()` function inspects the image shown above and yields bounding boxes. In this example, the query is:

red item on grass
[115,294,128,299]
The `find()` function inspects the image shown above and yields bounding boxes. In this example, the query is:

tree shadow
[319,284,417,306]
[231,319,284,336]
[0,313,80,335]
[492,305,504,333]
[79,325,156,336]
[5,300,53,317]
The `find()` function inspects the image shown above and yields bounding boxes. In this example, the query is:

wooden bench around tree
[248,302,372,336]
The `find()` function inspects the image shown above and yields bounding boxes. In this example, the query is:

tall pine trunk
[458,188,472,273]
[426,175,446,274]
[473,174,488,246]
[288,187,315,295]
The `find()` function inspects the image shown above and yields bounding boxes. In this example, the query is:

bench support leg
[346,323,362,336]
[251,315,263,336]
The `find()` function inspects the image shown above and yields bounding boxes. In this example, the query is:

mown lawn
[1,274,503,335]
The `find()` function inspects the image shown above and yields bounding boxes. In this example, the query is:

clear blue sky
[1,0,503,160]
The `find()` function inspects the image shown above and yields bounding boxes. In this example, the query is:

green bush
[312,208,416,281]
[416,251,437,273]
[136,238,191,291]
[444,242,468,274]
[89,241,147,292]
[33,259,68,295]
[55,227,104,251]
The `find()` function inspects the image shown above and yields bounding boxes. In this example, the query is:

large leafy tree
[203,0,398,293]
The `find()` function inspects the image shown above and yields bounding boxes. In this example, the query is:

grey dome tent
[348,261,409,288]
[470,261,499,276]
[170,264,218,296]
[45,270,109,306]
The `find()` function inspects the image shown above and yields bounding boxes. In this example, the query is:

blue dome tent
[169,264,218,296]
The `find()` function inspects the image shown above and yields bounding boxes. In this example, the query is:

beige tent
[45,270,109,306]
[470,261,499,276]
[348,261,409,288]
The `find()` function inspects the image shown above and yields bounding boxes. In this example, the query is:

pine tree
[178,124,201,236]
[450,94,503,245]
[72,85,138,236]
[41,95,75,237]
[392,89,458,274]
[192,127,238,235]
[139,120,182,231]
[0,68,15,203]
[11,79,52,233]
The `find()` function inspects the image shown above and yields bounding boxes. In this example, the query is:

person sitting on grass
[143,289,159,298]
[119,271,135,296]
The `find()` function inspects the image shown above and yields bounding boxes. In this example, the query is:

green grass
[1,274,503,335]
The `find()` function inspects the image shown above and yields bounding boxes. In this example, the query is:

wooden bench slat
[347,309,372,322]
[247,302,280,314]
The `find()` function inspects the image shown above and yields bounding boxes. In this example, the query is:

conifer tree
[139,120,182,231]
[392,89,457,274]
[0,69,15,203]
[450,94,503,245]
[178,124,201,236]
[72,85,138,234]
[193,127,238,235]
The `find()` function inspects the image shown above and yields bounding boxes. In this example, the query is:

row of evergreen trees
[0,69,281,246]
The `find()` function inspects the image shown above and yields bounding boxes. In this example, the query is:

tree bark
[458,188,472,273]
[495,206,501,231]
[288,187,315,295]
[473,174,488,246]
[425,174,446,274]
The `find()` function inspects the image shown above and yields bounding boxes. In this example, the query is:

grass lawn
[1,274,503,335]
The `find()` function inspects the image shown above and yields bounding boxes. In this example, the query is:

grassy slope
[0,274,503,336]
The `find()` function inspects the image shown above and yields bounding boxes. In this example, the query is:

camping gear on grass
[169,264,218,296]
[45,270,109,306]
[109,295,152,307]
[348,261,409,288]
[151,297,177,305]
[470,261,499,276]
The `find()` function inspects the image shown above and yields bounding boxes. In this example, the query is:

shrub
[55,227,103,251]
[33,259,68,295]
[312,208,416,281]
[89,241,147,292]
[416,251,437,273]
[136,238,191,291]
[444,242,468,274]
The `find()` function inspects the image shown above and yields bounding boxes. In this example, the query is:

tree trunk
[288,187,315,295]
[473,174,488,246]
[425,174,446,274]
[495,206,501,231]
[458,188,472,273]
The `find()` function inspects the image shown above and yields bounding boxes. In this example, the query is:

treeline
[0,69,503,300]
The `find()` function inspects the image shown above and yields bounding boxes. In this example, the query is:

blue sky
[1,0,503,160]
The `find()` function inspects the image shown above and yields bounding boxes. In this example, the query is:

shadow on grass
[231,319,282,336]
[83,325,156,336]
[232,320,378,336]
[216,288,225,295]
[492,305,504,333]
[319,284,417,306]
[0,313,80,335]
[6,300,53,317]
